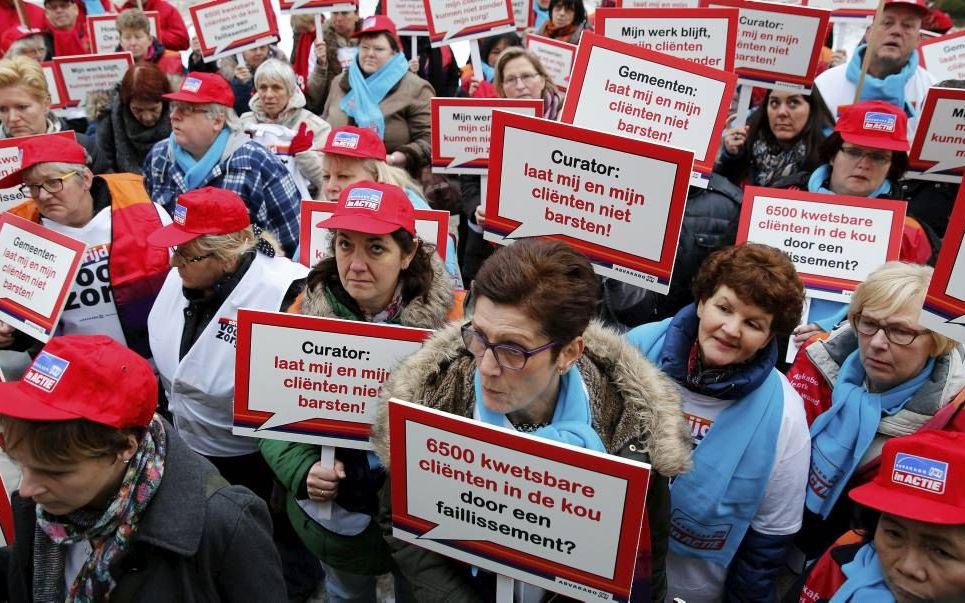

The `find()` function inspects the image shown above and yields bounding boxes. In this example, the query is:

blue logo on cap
[173,204,187,225]
[182,77,202,93]
[332,132,360,149]
[893,453,947,494]
[23,351,69,393]
[345,188,383,211]
[863,112,896,133]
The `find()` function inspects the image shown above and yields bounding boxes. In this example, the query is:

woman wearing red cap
[260,180,454,602]
[323,15,433,178]
[0,334,285,601]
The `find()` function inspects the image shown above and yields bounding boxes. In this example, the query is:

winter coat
[104,0,189,51]
[370,322,693,602]
[0,419,286,602]
[301,20,353,115]
[96,98,171,175]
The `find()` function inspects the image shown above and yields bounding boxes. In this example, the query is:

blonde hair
[324,155,425,198]
[494,47,556,97]
[191,227,283,262]
[0,55,50,104]
[848,262,954,356]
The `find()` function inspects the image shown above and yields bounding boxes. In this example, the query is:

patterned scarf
[32,417,167,602]
[751,138,807,187]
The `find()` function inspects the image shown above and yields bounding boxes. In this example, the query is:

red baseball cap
[0,335,157,429]
[0,25,42,55]
[163,72,235,107]
[322,126,387,161]
[0,136,88,189]
[884,0,929,17]
[835,101,909,152]
[147,187,251,247]
[317,181,415,235]
[353,15,403,52]
[850,431,965,525]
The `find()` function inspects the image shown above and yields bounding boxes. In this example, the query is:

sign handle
[411,36,418,61]
[315,15,323,44]
[496,574,514,602]
[853,0,886,104]
[12,0,26,27]
[470,39,484,82]
[732,84,753,130]
[312,445,336,520]
[137,0,143,10]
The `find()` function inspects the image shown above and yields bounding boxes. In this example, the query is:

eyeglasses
[503,73,541,86]
[461,323,558,371]
[839,146,892,166]
[170,102,209,116]
[173,247,212,264]
[854,313,929,345]
[18,171,77,198]
[359,43,392,55]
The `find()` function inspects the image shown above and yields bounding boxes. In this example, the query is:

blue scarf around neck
[627,313,783,567]
[340,52,409,139]
[808,163,893,199]
[845,44,918,118]
[830,543,896,603]
[169,128,230,192]
[473,366,605,452]
[806,350,935,518]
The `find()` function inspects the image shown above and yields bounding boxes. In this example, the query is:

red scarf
[293,32,314,92]
[540,21,577,42]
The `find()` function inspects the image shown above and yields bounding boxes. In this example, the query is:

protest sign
[54,52,133,105]
[0,474,11,547]
[705,0,830,88]
[0,132,76,214]
[613,0,701,7]
[919,31,965,84]
[278,0,359,14]
[806,0,875,18]
[560,32,735,184]
[233,311,432,448]
[190,0,279,63]
[920,186,965,345]
[524,35,576,91]
[41,62,66,109]
[0,214,86,342]
[907,87,965,181]
[511,0,531,29]
[422,0,516,46]
[431,98,543,174]
[86,12,159,55]
[383,0,429,35]
[596,7,738,72]
[485,111,693,294]
[737,187,905,302]
[298,201,450,268]
[389,399,651,602]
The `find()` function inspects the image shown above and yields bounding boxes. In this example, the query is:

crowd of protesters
[0,0,961,601]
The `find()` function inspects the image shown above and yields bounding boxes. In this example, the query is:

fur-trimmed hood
[372,321,693,477]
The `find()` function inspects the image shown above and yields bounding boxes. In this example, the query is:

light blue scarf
[84,0,106,15]
[628,318,783,567]
[481,62,495,83]
[169,128,230,192]
[845,45,918,118]
[808,163,892,199]
[807,351,935,518]
[473,366,605,452]
[340,52,409,139]
[830,543,896,603]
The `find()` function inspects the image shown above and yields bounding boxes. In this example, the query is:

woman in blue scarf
[323,15,433,178]
[627,243,810,602]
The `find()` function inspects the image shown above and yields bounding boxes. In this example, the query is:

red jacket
[800,532,864,603]
[101,0,188,51]
[43,2,90,58]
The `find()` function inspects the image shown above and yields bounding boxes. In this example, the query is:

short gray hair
[203,103,242,132]
[253,58,298,97]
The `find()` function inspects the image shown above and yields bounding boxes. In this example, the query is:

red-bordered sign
[190,0,279,63]
[595,7,738,73]
[524,34,577,91]
[703,0,830,88]
[86,11,160,54]
[805,0,876,18]
[737,187,905,301]
[383,0,429,35]
[422,0,516,46]
[234,311,432,448]
[298,200,450,267]
[560,32,735,182]
[278,0,359,14]
[920,185,965,344]
[53,52,134,105]
[40,62,67,110]
[430,98,543,174]
[612,0,701,7]
[485,111,693,294]
[908,87,965,178]
[389,399,652,602]
[919,30,965,84]
[0,132,76,213]
[0,213,86,342]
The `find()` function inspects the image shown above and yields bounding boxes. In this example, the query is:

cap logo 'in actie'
[345,188,383,211]
[182,77,202,93]
[332,132,360,149]
[362,16,377,29]
[863,112,897,133]
[892,452,947,494]
[22,351,69,393]
[173,204,187,225]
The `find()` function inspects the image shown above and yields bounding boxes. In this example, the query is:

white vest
[149,253,308,457]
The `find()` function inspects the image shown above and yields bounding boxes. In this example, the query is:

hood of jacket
[246,85,309,126]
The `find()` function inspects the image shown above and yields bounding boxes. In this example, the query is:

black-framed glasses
[461,322,558,371]
[18,171,77,198]
[854,313,929,345]
[173,247,212,264]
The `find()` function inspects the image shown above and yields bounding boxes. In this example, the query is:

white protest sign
[524,35,576,91]
[615,0,700,7]
[919,31,965,84]
[41,62,66,109]
[190,0,279,63]
[383,0,429,35]
[920,186,965,344]
[806,0,876,16]
[908,87,965,178]
[423,0,516,46]
[511,0,530,29]
[54,53,133,104]
[86,12,159,55]
[278,0,359,14]
[0,132,77,214]
[233,311,432,448]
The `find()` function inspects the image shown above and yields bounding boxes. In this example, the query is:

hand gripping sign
[298,200,451,268]
[0,132,76,213]
[919,31,965,83]
[920,186,965,345]
[595,7,738,72]
[87,12,160,54]
[190,0,279,63]
[422,0,516,46]
[484,112,693,295]
[53,52,134,106]
[388,399,652,602]
[704,0,830,89]
[737,186,905,302]
[431,98,543,174]
[383,0,429,36]
[907,87,965,182]
[0,214,86,342]
[560,32,735,185]
[233,310,432,448]
[279,0,359,14]
[524,35,577,92]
